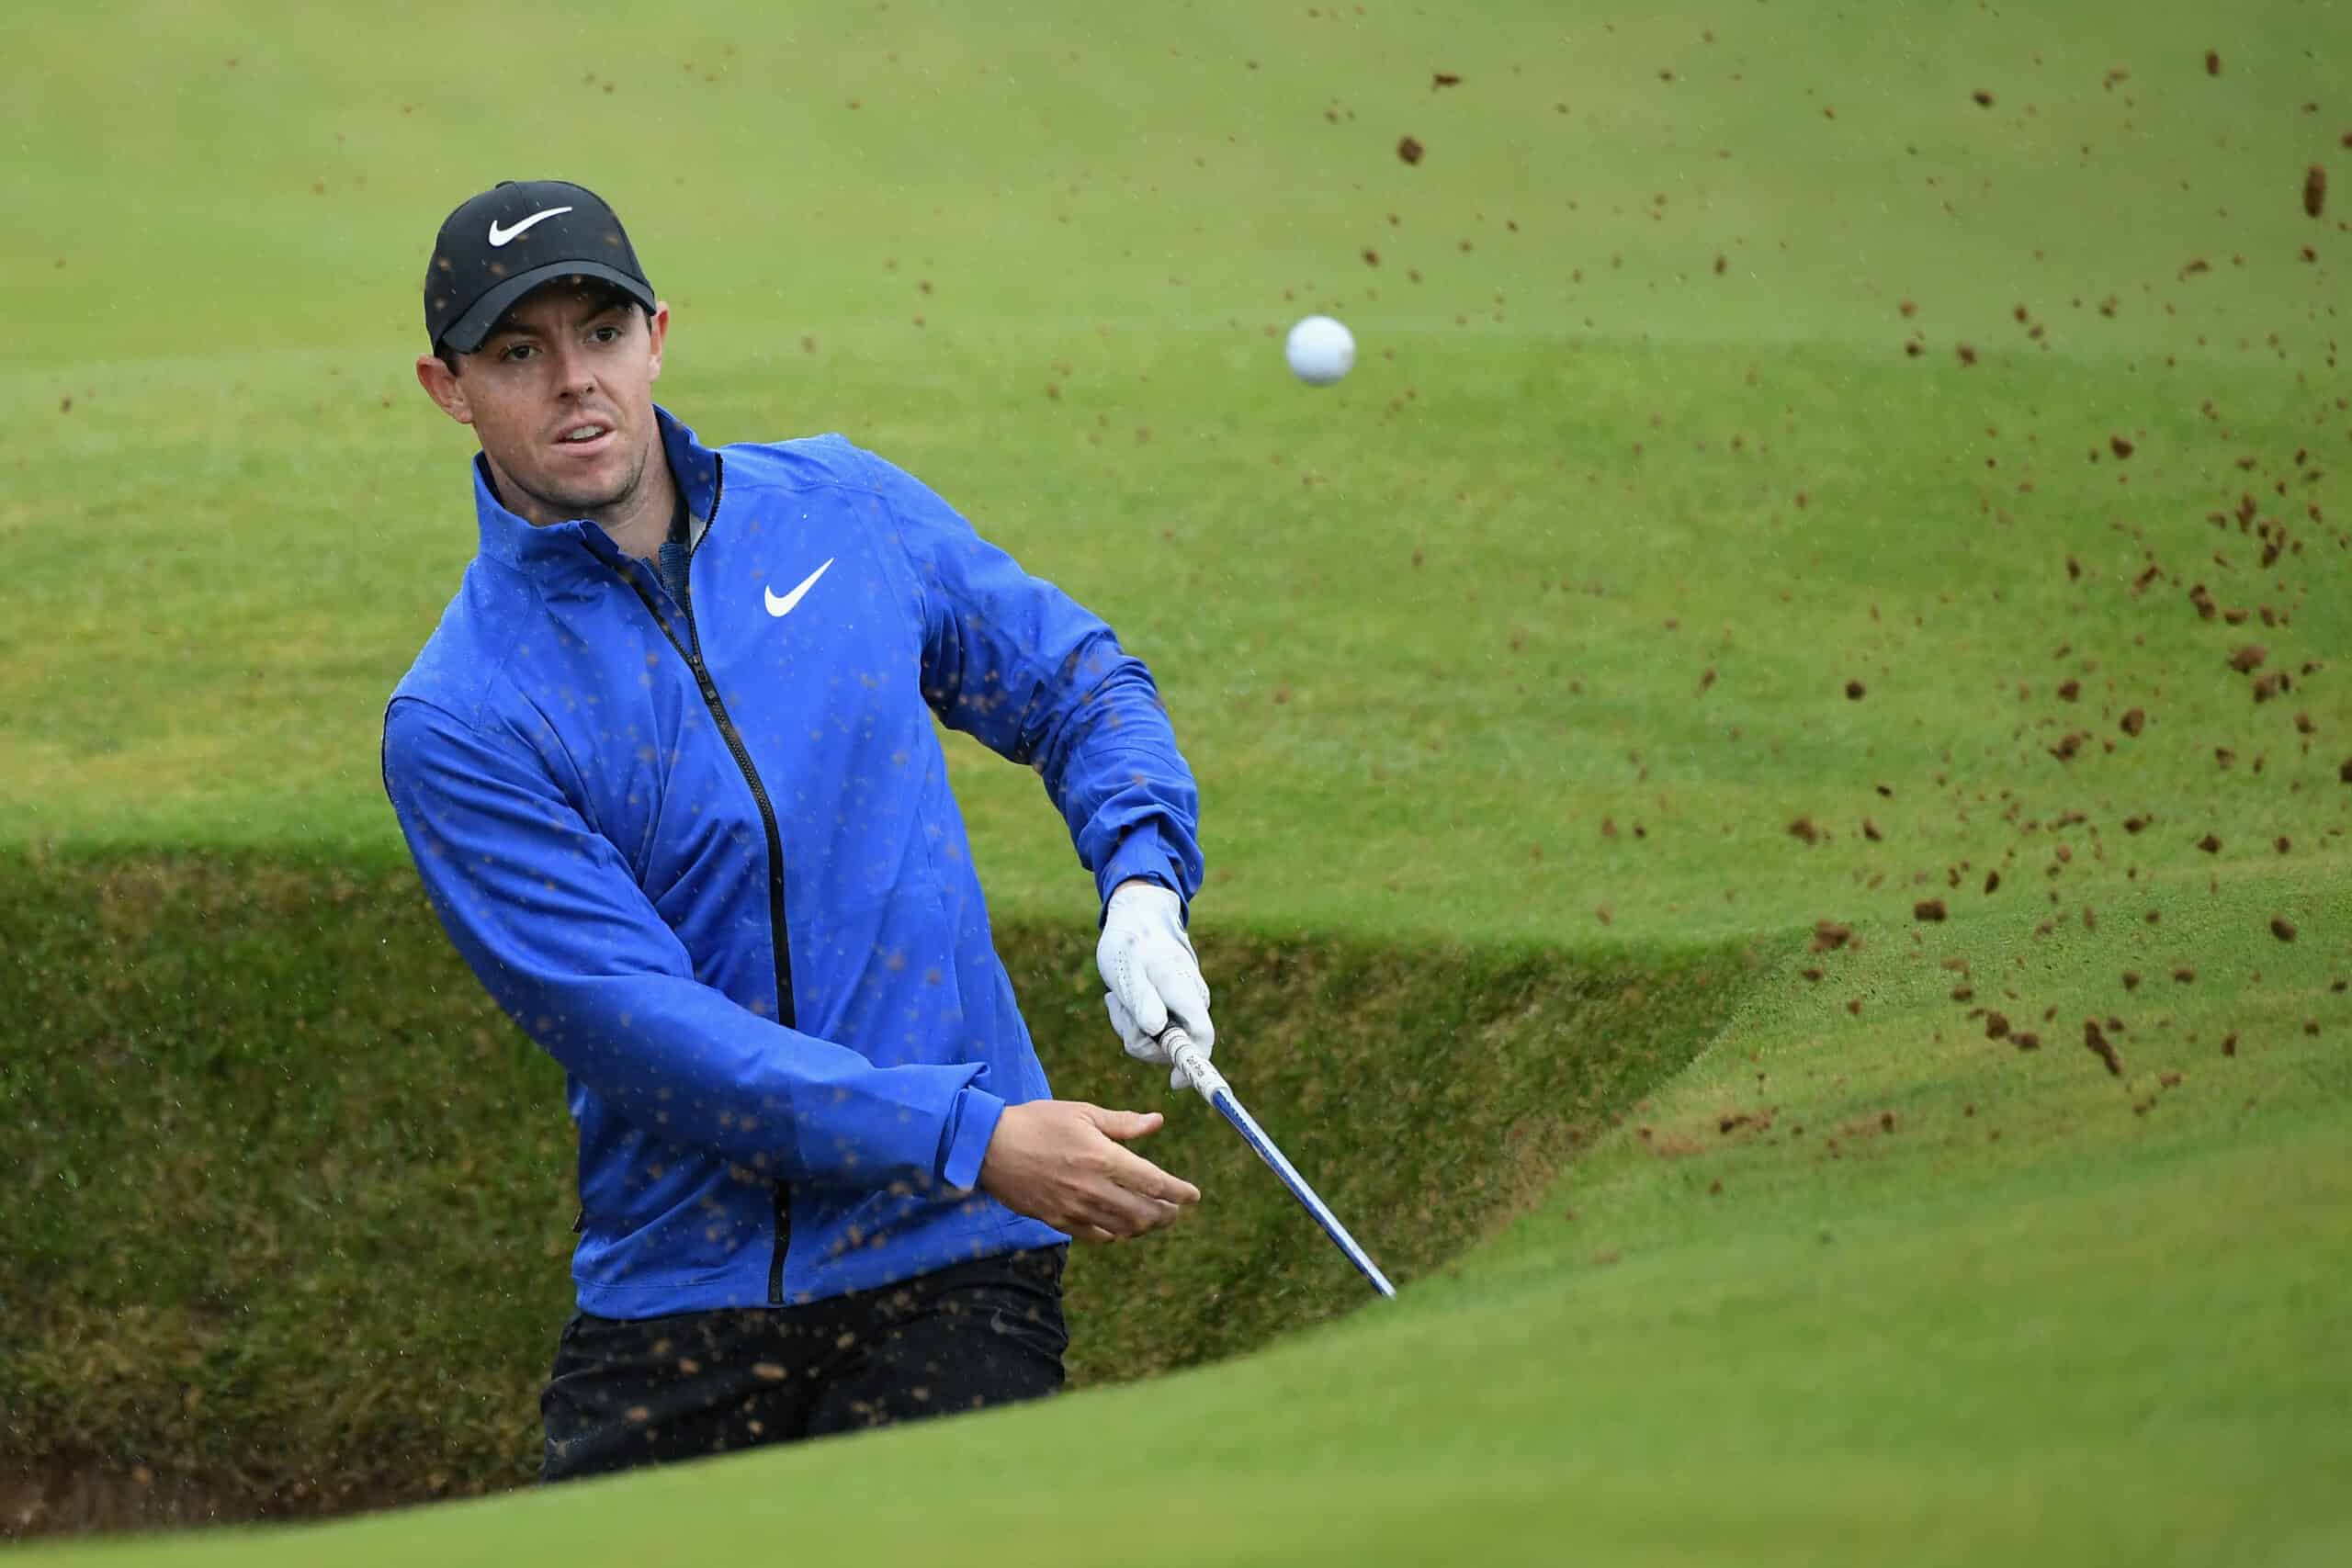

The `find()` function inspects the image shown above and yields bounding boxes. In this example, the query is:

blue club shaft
[1165,1030,1396,1298]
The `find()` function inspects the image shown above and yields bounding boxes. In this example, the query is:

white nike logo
[764,558,834,617]
[487,207,572,246]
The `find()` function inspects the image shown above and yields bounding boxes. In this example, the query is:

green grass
[6,0,2352,1559]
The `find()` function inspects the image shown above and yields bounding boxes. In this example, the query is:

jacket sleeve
[380,696,1006,1194]
[862,449,1206,909]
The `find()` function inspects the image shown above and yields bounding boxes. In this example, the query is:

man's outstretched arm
[867,450,1204,910]
[864,448,1216,1086]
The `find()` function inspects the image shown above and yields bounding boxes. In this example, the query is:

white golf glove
[1096,878,1215,1091]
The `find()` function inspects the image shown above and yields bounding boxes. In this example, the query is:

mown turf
[6,0,2351,1559]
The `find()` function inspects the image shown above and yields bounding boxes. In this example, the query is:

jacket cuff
[1097,830,1190,922]
[938,1084,1009,1193]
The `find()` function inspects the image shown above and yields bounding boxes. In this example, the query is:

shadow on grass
[0,849,1763,1539]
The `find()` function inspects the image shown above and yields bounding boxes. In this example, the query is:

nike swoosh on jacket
[380,408,1204,1316]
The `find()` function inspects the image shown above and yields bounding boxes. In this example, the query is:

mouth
[552,419,616,457]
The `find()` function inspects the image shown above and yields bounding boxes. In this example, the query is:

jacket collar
[470,404,720,578]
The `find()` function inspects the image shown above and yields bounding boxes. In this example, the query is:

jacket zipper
[595,488,797,1305]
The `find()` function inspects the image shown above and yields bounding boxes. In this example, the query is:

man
[384,179,1217,1481]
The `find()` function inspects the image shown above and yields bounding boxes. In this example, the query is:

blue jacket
[381,407,1203,1317]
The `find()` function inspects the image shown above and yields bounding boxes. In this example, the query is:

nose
[549,339,599,400]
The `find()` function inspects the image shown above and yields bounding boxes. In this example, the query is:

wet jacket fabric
[381,407,1202,1317]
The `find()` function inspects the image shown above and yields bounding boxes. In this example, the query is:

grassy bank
[0,850,1751,1531]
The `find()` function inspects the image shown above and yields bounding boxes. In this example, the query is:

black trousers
[540,1245,1069,1483]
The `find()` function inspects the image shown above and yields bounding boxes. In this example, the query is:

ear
[415,353,475,425]
[643,302,672,384]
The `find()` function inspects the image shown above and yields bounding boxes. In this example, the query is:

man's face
[415,284,671,527]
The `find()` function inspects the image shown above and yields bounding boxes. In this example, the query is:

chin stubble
[526,430,648,524]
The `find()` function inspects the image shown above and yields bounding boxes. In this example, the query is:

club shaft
[1165,1031,1396,1298]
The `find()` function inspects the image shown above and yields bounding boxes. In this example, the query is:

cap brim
[437,262,658,354]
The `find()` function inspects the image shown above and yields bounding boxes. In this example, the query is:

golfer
[383,179,1216,1481]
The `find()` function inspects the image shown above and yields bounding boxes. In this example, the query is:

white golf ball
[1285,315,1355,385]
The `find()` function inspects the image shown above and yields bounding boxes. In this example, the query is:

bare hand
[978,1100,1200,1244]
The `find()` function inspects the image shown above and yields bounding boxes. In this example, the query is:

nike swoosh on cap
[764,558,835,618]
[487,207,573,247]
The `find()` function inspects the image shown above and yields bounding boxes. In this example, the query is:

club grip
[1160,1025,1227,1099]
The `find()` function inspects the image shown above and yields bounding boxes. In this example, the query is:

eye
[500,343,535,363]
[591,323,622,344]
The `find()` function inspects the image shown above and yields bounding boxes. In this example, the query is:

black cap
[424,180,657,355]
